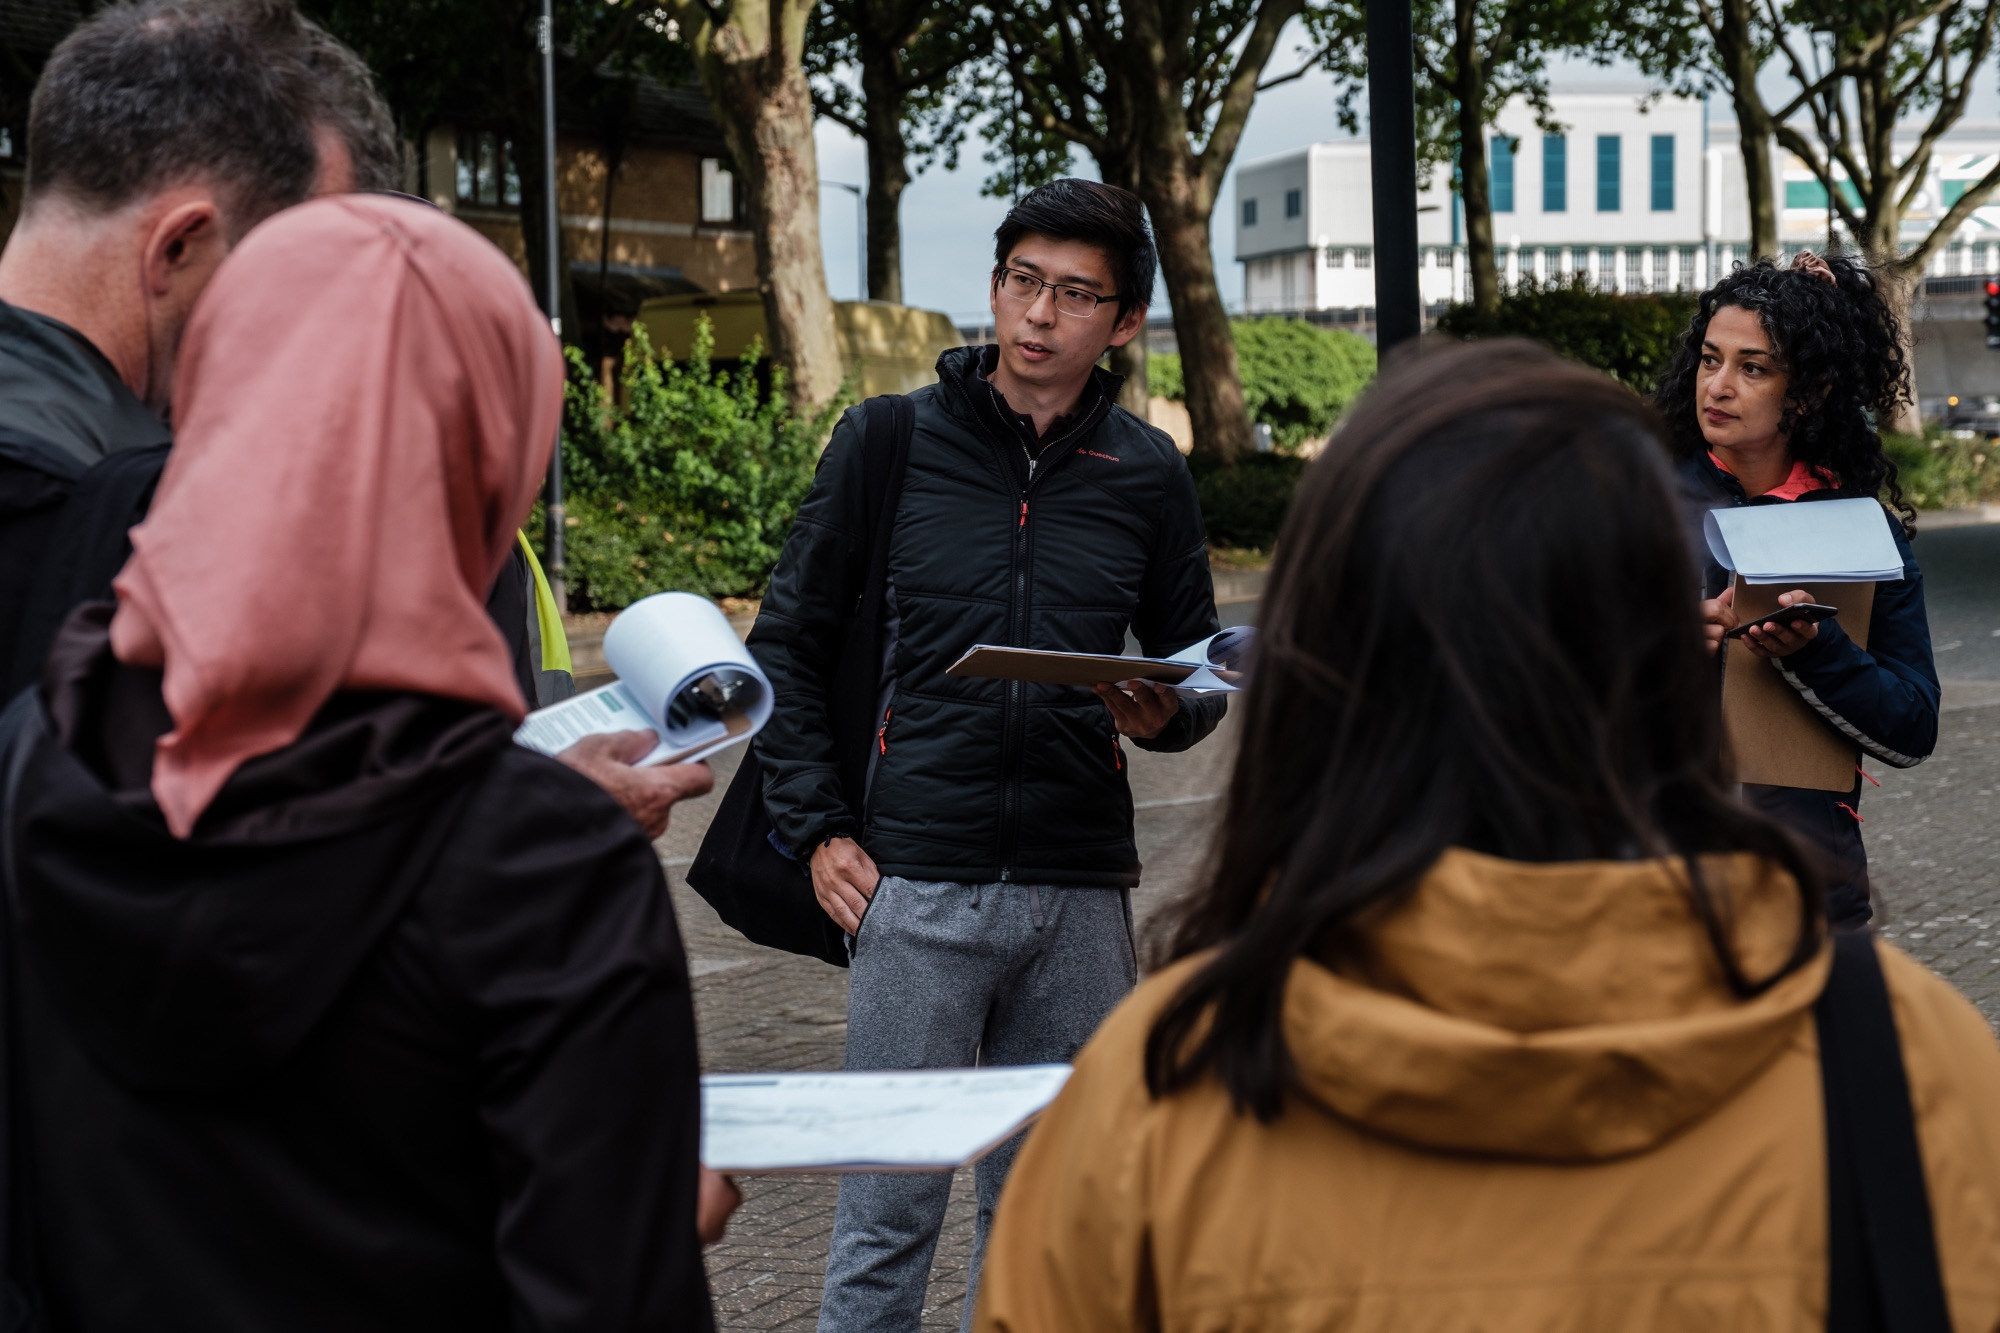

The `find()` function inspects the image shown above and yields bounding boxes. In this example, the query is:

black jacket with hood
[0,301,170,693]
[1675,452,1939,926]
[751,345,1226,888]
[3,609,713,1333]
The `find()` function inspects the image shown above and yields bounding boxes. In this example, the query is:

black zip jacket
[5,608,713,1332]
[0,301,170,689]
[751,345,1226,887]
[1676,452,1940,925]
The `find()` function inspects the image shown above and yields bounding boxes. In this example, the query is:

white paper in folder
[1703,497,1902,584]
[514,592,772,766]
[701,1066,1072,1174]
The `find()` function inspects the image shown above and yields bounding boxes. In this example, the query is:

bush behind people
[547,318,844,609]
[1437,275,1697,392]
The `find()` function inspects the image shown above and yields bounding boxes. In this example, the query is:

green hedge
[1189,452,1307,551]
[1435,277,1697,391]
[1883,431,2000,510]
[537,320,844,610]
[1150,316,1377,450]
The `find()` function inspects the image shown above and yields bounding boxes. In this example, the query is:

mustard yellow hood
[1283,849,1829,1161]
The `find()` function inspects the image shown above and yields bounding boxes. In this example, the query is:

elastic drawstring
[1028,882,1045,930]
[1837,801,1865,824]
[970,881,981,910]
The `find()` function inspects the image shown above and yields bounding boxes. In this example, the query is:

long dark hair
[1145,340,1825,1122]
[1653,255,1915,535]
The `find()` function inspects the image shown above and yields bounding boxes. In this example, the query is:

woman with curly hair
[1654,251,1939,928]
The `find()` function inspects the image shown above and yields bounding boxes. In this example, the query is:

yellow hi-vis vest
[515,532,573,705]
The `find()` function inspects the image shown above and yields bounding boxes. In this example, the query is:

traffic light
[1985,279,2000,348]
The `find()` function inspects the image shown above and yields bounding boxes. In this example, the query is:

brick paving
[659,679,2000,1332]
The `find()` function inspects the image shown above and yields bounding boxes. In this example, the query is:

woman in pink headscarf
[3,196,719,1331]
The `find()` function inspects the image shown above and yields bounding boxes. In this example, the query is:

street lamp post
[823,180,866,301]
[1366,0,1422,354]
[538,0,565,609]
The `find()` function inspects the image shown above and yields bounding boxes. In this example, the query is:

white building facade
[1236,85,2000,313]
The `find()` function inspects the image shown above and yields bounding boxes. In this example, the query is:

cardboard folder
[1721,578,1875,791]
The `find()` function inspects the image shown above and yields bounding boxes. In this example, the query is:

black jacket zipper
[990,406,1101,881]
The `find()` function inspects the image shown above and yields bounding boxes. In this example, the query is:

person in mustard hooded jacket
[973,340,2000,1332]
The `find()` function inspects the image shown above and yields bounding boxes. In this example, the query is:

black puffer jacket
[752,346,1225,888]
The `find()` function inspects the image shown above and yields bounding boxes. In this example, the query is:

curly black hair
[1653,254,1915,535]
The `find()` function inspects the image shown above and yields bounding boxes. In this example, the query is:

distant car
[1938,395,2000,434]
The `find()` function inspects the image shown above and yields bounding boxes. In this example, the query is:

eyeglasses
[993,267,1119,318]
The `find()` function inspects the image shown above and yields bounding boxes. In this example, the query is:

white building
[1236,84,2000,313]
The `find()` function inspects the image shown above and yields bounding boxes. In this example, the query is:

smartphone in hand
[1724,602,1839,640]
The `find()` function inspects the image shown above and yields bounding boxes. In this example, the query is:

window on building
[699,158,739,224]
[1598,247,1616,288]
[1651,247,1669,288]
[1491,135,1515,213]
[1284,188,1302,219]
[1650,135,1674,211]
[1678,245,1697,289]
[1543,135,1567,212]
[1354,246,1373,268]
[1949,242,1967,276]
[1785,178,1862,210]
[454,131,521,208]
[1572,246,1590,277]
[1626,247,1645,289]
[1242,197,1258,226]
[1597,135,1621,212]
[1325,246,1346,268]
[1434,247,1453,268]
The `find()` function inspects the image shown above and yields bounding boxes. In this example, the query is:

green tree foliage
[806,1,983,303]
[548,319,843,609]
[1435,276,1697,392]
[1150,318,1378,449]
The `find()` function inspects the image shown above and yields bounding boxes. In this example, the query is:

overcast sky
[812,30,2000,323]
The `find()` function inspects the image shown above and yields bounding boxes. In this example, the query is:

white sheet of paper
[1703,497,1902,584]
[701,1066,1073,1174]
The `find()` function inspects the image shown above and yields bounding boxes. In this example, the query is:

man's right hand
[810,836,880,934]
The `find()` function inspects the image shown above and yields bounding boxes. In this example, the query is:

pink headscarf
[109,195,562,837]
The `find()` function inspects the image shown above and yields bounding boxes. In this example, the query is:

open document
[1704,497,1902,583]
[514,592,772,766]
[945,627,1255,694]
[701,1066,1073,1174]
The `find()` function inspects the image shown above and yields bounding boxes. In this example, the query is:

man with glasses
[751,178,1226,1330]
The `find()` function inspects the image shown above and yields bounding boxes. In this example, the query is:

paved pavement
[656,522,2000,1331]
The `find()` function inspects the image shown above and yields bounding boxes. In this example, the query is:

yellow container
[635,293,965,397]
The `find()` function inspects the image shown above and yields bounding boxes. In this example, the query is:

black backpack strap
[1818,929,1952,1333]
[853,394,914,623]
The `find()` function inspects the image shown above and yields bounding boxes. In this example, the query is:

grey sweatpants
[816,875,1138,1333]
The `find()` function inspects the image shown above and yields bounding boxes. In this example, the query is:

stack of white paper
[1703,497,1902,584]
[514,592,772,766]
[701,1066,1072,1174]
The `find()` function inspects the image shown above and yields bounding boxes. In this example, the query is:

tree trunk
[1737,123,1778,263]
[684,4,844,412]
[1108,332,1149,418]
[1097,150,1149,416]
[1145,167,1252,464]
[1880,251,1925,437]
[1453,15,1498,313]
[858,46,908,304]
[1715,0,1778,262]
[1456,88,1498,311]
